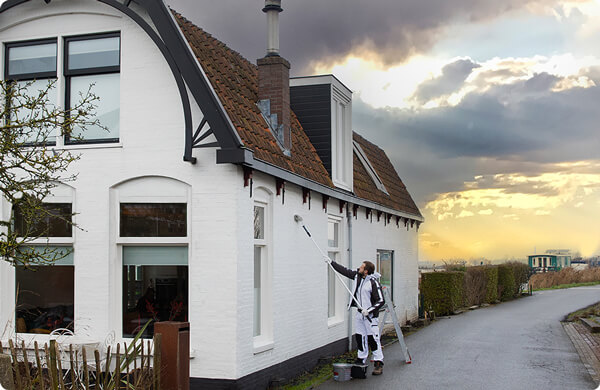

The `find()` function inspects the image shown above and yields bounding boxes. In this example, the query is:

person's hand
[323,256,332,264]
[361,309,370,317]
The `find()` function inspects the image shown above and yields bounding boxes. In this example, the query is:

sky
[171,1,599,261]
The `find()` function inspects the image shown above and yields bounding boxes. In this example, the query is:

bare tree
[0,79,102,267]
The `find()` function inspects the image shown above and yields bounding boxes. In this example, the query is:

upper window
[64,34,120,144]
[13,202,72,238]
[120,203,187,237]
[5,39,57,80]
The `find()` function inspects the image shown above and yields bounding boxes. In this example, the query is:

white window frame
[112,177,190,342]
[253,188,273,352]
[376,249,394,298]
[327,215,344,325]
[11,184,75,340]
[331,83,353,192]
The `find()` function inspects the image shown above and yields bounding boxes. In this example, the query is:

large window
[65,34,120,144]
[120,203,188,338]
[5,39,58,145]
[327,219,340,319]
[377,250,394,297]
[13,201,74,334]
[4,33,120,146]
[252,189,273,349]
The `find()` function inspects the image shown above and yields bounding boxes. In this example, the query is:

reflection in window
[377,250,393,296]
[120,203,187,237]
[7,41,57,78]
[122,247,188,338]
[15,247,74,334]
[13,203,72,237]
[65,34,120,144]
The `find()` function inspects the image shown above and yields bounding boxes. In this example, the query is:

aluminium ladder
[379,286,412,364]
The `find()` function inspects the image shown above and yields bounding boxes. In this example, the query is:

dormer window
[290,75,353,191]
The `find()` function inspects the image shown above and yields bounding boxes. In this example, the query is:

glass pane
[328,222,338,248]
[123,246,188,266]
[378,250,393,291]
[69,73,120,141]
[14,203,72,237]
[12,80,58,144]
[68,37,120,70]
[254,246,262,337]
[8,43,57,76]
[122,264,188,338]
[327,251,336,318]
[120,203,187,237]
[16,264,74,334]
[254,206,264,240]
[19,246,74,266]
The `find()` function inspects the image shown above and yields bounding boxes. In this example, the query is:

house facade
[528,254,571,273]
[0,0,423,387]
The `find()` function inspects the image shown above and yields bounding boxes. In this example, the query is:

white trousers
[355,312,384,362]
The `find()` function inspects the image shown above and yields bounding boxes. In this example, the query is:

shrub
[421,272,465,316]
[530,267,600,289]
[509,262,530,295]
[497,264,516,301]
[484,266,498,303]
[464,266,487,306]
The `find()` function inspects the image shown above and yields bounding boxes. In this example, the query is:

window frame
[376,249,394,298]
[327,215,344,324]
[63,32,121,145]
[4,38,58,81]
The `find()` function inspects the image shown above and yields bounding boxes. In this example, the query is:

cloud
[412,59,481,104]
[166,0,569,73]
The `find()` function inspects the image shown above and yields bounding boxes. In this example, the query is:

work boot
[372,361,384,375]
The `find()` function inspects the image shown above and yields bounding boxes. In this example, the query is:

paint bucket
[332,363,353,381]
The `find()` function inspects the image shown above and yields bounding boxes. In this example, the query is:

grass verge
[564,301,600,322]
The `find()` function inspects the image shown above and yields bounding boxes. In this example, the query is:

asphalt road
[318,286,600,390]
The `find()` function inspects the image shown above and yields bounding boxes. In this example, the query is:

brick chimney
[257,0,291,154]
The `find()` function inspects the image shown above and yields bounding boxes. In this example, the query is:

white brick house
[0,0,423,387]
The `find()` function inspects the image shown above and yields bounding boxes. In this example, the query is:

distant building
[528,252,571,272]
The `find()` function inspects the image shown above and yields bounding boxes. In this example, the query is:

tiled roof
[173,12,333,187]
[353,133,422,218]
[172,11,421,218]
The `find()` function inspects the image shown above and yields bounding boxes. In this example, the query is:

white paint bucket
[332,363,352,381]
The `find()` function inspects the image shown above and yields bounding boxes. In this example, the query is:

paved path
[318,286,600,390]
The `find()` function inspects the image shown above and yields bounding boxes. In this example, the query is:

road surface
[318,286,600,390]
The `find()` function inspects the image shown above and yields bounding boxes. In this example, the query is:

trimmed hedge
[510,262,530,295]
[464,266,487,306]
[421,272,465,316]
[497,264,516,301]
[484,266,498,303]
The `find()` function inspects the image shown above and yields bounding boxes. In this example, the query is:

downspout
[346,204,353,351]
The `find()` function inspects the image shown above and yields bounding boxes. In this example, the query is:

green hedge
[484,266,498,303]
[421,272,465,316]
[497,264,516,301]
[510,262,530,295]
[464,266,487,306]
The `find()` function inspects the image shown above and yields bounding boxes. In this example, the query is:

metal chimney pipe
[263,0,283,56]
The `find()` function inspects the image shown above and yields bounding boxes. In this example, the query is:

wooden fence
[0,334,161,390]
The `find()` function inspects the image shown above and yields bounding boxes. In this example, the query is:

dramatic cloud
[412,59,481,104]
[166,0,570,73]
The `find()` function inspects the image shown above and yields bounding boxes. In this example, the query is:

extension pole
[298,220,366,312]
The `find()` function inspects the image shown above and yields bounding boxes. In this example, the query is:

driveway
[318,286,600,390]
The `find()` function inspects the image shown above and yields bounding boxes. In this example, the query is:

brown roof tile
[172,11,421,218]
[173,12,333,187]
[353,132,422,217]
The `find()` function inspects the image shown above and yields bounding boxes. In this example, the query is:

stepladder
[379,286,412,364]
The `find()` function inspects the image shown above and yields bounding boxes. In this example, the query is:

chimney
[257,0,291,154]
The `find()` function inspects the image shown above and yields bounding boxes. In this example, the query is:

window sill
[253,338,274,355]
[327,317,344,328]
[54,142,123,151]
